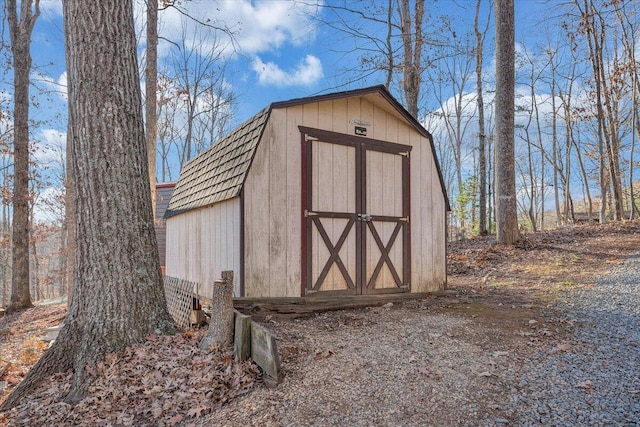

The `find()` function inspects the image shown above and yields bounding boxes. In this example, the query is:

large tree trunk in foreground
[63,127,75,304]
[146,0,158,219]
[1,0,176,410]
[7,0,39,313]
[494,0,519,245]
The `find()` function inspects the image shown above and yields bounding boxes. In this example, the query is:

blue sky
[16,0,572,222]
[29,0,548,123]
[26,0,551,147]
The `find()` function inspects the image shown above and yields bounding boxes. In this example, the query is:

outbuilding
[165,85,450,300]
[154,182,176,271]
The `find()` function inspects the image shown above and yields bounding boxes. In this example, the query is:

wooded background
[1,0,639,307]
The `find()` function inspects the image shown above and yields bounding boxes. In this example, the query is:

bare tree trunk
[531,58,547,231]
[540,150,545,230]
[577,0,614,223]
[557,59,577,225]
[1,204,9,307]
[563,120,572,223]
[494,0,519,245]
[399,0,424,118]
[1,0,176,410]
[200,271,234,350]
[573,136,593,221]
[6,0,39,312]
[522,50,544,232]
[525,128,537,232]
[474,0,489,235]
[614,1,640,219]
[548,51,562,227]
[631,100,640,218]
[384,0,394,89]
[599,156,608,223]
[488,134,494,233]
[30,229,41,302]
[146,0,158,219]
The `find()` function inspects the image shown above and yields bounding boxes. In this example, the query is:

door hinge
[399,151,409,157]
[305,134,319,142]
[399,216,409,222]
[305,210,318,217]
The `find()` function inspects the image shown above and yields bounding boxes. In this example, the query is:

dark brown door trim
[300,127,411,296]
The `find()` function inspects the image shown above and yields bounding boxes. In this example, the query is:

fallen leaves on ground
[0,304,66,406]
[0,328,261,426]
[448,220,640,294]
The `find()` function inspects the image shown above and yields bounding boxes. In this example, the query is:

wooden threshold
[233,292,443,321]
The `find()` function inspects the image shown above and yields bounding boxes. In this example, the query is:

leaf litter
[1,328,260,426]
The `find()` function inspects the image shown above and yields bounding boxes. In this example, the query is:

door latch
[358,213,372,222]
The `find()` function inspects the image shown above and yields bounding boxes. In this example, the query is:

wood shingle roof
[165,107,270,217]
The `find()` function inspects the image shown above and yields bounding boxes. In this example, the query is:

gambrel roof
[165,107,270,217]
[166,85,450,218]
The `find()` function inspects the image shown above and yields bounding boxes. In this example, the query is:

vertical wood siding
[243,95,446,297]
[166,197,241,299]
[365,149,404,289]
[309,141,357,292]
[154,184,175,267]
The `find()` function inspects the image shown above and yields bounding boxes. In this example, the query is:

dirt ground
[1,219,639,425]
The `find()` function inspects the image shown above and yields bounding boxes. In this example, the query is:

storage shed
[165,85,450,299]
[154,182,175,270]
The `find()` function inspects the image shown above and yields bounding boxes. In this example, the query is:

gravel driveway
[201,254,640,427]
[506,254,640,426]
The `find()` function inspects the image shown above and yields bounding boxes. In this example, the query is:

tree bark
[494,0,519,245]
[146,0,158,219]
[63,128,75,304]
[30,230,41,301]
[6,0,39,313]
[613,1,640,219]
[577,0,613,223]
[1,0,176,410]
[474,0,489,236]
[550,66,562,226]
[399,0,424,119]
[200,271,234,349]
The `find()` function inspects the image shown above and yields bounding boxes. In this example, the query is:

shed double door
[301,127,411,296]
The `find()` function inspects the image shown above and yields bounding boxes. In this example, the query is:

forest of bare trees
[427,0,640,236]
[1,0,639,310]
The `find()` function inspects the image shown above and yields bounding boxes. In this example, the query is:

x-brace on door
[301,126,411,296]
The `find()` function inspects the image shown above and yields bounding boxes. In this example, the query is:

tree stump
[200,271,234,350]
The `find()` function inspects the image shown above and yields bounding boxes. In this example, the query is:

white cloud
[252,55,323,87]
[155,0,320,59]
[40,0,63,19]
[33,129,66,166]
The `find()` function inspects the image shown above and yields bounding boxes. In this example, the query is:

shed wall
[243,95,446,297]
[165,197,242,299]
[155,184,175,268]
